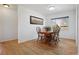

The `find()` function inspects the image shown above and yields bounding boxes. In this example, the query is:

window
[51,16,69,30]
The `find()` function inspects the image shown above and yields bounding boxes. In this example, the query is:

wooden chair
[52,25,61,44]
[36,27,44,41]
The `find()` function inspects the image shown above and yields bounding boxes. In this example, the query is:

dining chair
[52,24,61,44]
[36,27,44,41]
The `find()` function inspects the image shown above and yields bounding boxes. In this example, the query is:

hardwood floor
[0,39,77,55]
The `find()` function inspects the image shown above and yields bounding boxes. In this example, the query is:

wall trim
[0,39,18,42]
[59,37,75,40]
[18,39,34,43]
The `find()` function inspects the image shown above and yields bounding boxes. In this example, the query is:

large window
[51,16,69,30]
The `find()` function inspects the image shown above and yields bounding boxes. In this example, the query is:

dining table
[38,31,54,43]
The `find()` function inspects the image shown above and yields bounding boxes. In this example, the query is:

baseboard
[18,37,75,43]
[0,39,18,42]
[18,39,34,43]
[59,37,75,40]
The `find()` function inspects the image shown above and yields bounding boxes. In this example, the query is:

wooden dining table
[38,31,54,43]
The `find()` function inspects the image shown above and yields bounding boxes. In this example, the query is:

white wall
[0,5,18,42]
[0,8,3,40]
[78,5,79,54]
[45,10,76,39]
[18,5,46,43]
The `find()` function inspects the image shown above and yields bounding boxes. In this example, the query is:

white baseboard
[59,37,75,40]
[18,39,34,43]
[18,37,75,43]
[0,38,18,42]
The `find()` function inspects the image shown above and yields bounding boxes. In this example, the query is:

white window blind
[51,16,69,27]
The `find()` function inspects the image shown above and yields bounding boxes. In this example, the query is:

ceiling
[0,4,17,10]
[0,4,76,15]
[22,4,76,15]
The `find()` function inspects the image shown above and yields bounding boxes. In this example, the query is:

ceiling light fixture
[3,4,9,8]
[48,6,55,11]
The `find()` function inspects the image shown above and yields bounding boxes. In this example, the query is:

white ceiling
[21,4,76,15]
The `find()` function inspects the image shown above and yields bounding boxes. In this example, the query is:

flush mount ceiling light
[48,6,55,11]
[3,4,9,7]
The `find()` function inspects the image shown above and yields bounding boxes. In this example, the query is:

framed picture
[30,16,43,25]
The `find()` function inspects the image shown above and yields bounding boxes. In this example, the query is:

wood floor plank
[0,39,77,55]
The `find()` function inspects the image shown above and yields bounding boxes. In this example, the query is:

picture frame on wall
[30,16,43,25]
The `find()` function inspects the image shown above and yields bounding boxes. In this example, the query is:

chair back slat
[52,25,61,42]
[36,27,41,33]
